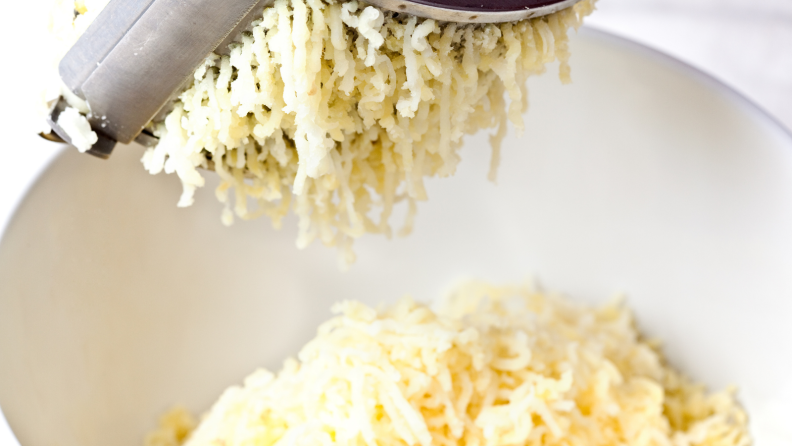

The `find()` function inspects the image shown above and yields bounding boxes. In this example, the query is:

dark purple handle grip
[403,0,563,12]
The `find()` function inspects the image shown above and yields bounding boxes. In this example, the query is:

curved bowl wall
[1,29,791,446]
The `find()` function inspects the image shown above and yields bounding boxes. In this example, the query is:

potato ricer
[41,0,583,158]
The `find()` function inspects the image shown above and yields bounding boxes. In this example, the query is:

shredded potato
[150,282,751,446]
[144,407,196,446]
[141,1,594,267]
[56,106,98,152]
[51,0,594,267]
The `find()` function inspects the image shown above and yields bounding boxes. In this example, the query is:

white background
[587,0,792,131]
[0,0,791,444]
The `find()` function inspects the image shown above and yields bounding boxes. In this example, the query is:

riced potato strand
[136,0,596,267]
[52,0,594,267]
[152,282,751,446]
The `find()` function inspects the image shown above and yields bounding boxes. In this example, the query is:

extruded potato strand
[146,282,751,446]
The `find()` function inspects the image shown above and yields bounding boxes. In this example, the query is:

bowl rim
[581,26,792,141]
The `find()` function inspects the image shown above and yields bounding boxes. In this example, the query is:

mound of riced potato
[145,282,751,446]
[53,0,596,268]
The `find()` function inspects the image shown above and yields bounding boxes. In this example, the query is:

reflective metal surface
[54,0,272,147]
[368,0,582,23]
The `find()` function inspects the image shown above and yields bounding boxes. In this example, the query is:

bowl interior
[1,29,792,446]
